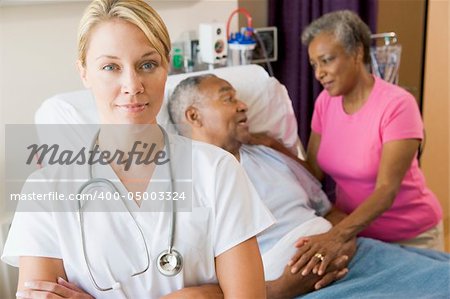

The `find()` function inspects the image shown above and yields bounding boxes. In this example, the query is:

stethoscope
[77,127,183,293]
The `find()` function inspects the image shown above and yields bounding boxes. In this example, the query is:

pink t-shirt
[311,76,442,242]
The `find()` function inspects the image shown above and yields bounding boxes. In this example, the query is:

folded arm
[162,236,265,299]
[16,256,93,298]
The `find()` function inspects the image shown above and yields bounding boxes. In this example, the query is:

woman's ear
[185,106,202,127]
[77,60,90,88]
[355,44,364,64]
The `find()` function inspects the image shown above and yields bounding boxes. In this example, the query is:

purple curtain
[268,0,378,199]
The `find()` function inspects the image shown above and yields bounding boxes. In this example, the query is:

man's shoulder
[169,133,240,167]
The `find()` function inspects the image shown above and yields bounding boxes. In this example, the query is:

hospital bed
[35,64,306,159]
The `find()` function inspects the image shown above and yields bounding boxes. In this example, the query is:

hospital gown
[239,144,450,299]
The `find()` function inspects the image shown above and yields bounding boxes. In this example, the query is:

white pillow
[35,64,302,156]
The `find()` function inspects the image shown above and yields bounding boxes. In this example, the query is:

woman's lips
[117,103,149,113]
[322,81,333,90]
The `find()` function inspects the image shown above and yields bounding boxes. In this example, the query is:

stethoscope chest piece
[156,249,183,276]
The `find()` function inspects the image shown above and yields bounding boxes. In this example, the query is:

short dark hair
[301,10,372,65]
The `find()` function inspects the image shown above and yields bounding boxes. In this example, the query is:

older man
[168,74,450,299]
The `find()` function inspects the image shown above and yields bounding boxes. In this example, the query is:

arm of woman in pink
[289,132,421,276]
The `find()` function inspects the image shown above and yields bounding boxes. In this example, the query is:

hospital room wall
[0,0,238,124]
[421,0,450,252]
[377,1,450,251]
[376,0,426,104]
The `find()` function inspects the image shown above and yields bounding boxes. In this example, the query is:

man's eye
[102,64,118,71]
[225,96,236,103]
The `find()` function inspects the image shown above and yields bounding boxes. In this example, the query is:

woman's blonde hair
[78,0,171,67]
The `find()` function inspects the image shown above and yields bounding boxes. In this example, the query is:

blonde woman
[2,1,273,298]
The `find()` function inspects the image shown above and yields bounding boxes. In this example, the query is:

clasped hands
[266,232,356,298]
[289,231,356,279]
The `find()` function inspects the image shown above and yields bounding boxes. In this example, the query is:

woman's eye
[102,64,118,71]
[323,57,334,64]
[141,62,157,71]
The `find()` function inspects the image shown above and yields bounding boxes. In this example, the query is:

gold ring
[314,253,325,262]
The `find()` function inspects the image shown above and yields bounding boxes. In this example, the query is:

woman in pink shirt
[289,10,443,277]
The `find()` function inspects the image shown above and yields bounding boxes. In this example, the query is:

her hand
[16,277,94,299]
[287,232,347,276]
[246,132,279,147]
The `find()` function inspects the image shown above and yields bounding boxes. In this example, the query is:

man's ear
[185,106,202,127]
[77,60,90,88]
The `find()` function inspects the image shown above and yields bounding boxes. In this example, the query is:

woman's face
[308,32,361,97]
[79,19,168,124]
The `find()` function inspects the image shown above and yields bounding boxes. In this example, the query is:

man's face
[195,76,250,153]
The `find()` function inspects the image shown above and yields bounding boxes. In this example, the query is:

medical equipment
[370,32,402,84]
[226,8,256,66]
[228,27,256,66]
[199,23,228,65]
[251,27,278,64]
[77,127,182,292]
[171,42,185,73]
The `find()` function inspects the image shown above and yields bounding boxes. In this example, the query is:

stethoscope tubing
[77,126,180,292]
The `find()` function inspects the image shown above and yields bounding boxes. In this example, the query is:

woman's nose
[121,69,144,95]
[315,65,325,80]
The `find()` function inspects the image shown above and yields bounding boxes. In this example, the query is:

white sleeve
[1,172,61,267]
[212,155,275,257]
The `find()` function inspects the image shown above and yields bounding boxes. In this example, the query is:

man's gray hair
[301,10,372,65]
[168,74,217,136]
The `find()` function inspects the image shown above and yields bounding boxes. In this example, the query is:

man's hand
[16,277,94,299]
[267,255,349,299]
